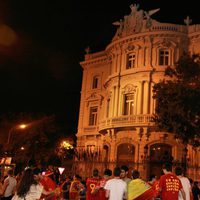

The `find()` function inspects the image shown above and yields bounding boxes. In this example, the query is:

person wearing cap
[33,168,57,200]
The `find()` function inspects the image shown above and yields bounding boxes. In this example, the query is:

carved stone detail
[122,84,137,94]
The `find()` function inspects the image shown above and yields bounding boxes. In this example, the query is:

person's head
[17,168,37,197]
[132,170,140,179]
[104,169,112,177]
[7,169,14,176]
[120,165,129,179]
[175,166,183,176]
[162,163,172,174]
[73,174,81,181]
[92,168,99,177]
[33,167,43,181]
[149,174,157,182]
[113,167,121,177]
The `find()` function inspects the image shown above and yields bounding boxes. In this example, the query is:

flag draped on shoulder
[128,178,155,200]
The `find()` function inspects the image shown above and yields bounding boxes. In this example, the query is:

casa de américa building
[75,4,200,181]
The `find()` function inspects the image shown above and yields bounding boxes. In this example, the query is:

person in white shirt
[2,169,17,200]
[104,167,127,200]
[175,166,192,200]
[12,168,55,200]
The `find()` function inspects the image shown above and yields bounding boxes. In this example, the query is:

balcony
[98,114,154,132]
[83,126,98,134]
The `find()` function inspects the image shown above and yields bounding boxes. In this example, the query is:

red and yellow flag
[128,178,155,200]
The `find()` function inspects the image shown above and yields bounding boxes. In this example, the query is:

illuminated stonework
[76,4,200,180]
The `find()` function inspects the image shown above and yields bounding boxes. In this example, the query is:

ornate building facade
[75,4,200,180]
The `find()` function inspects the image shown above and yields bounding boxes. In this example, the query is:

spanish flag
[128,178,155,200]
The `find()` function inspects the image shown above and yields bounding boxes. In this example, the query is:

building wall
[76,5,200,180]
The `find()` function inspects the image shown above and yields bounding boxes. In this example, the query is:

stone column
[143,81,149,114]
[137,81,143,114]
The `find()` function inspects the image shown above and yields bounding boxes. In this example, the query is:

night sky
[0,0,199,134]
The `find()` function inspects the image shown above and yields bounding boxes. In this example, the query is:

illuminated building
[75,4,200,180]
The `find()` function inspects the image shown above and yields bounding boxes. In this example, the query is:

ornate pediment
[86,92,104,101]
[154,38,177,48]
[122,84,137,94]
[86,92,104,106]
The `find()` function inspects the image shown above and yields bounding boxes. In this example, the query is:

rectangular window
[126,53,136,69]
[92,76,98,89]
[123,94,134,115]
[89,107,98,125]
[159,50,169,65]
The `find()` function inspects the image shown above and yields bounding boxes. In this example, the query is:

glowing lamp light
[58,167,65,175]
[19,124,27,129]
[61,141,73,150]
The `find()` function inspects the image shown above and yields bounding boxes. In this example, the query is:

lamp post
[1,124,27,179]
[6,124,27,147]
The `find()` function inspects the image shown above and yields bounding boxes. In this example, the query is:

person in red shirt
[86,168,101,200]
[98,169,112,200]
[147,174,160,198]
[159,163,186,200]
[33,168,57,200]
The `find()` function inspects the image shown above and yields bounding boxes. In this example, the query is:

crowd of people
[0,163,199,200]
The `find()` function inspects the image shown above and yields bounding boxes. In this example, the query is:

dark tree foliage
[153,53,200,145]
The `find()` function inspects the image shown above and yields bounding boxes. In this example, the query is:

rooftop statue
[144,8,160,28]
[184,16,192,26]
[112,4,160,40]
[112,19,124,38]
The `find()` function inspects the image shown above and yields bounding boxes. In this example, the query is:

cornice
[106,32,187,53]
[80,55,108,68]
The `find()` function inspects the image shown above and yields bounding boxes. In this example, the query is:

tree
[153,53,200,146]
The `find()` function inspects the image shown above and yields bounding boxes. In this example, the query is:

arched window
[150,143,172,163]
[149,143,173,178]
[117,143,135,162]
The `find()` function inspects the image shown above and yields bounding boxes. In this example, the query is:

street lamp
[1,123,27,179]
[6,124,27,146]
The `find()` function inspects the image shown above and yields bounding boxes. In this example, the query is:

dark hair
[113,167,121,177]
[175,166,183,176]
[121,165,129,172]
[17,168,38,197]
[194,181,199,187]
[149,174,156,181]
[74,174,82,180]
[132,170,140,179]
[32,167,42,175]
[162,163,172,172]
[104,169,112,177]
[189,178,193,184]
[92,168,99,177]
